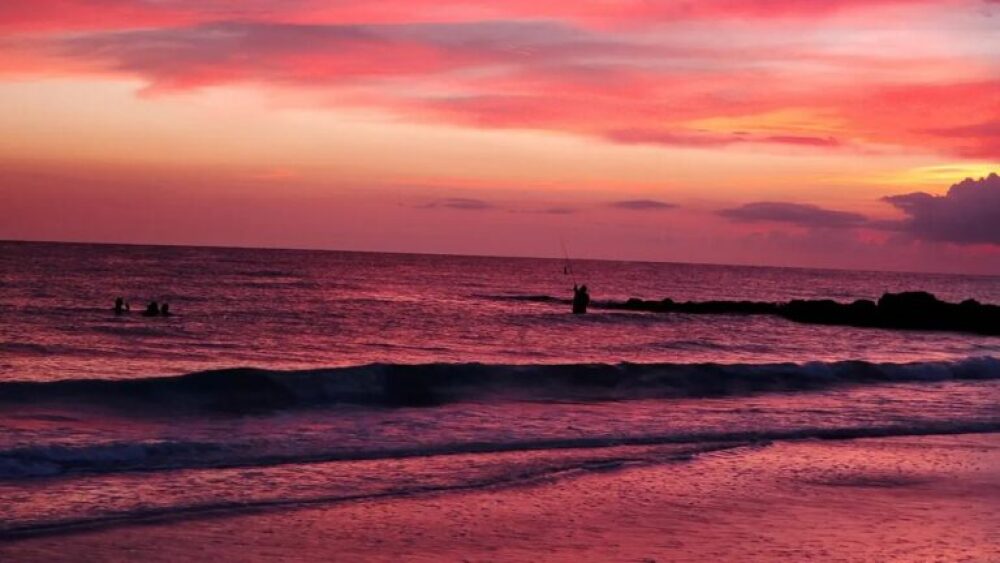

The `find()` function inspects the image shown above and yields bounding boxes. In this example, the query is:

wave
[0,440,227,479]
[1,357,997,415]
[2,420,998,481]
[0,342,89,356]
[0,442,734,539]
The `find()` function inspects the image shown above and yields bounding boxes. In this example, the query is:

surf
[2,357,998,415]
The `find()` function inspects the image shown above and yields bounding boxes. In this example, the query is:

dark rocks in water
[783,299,848,324]
[608,292,999,336]
[621,297,777,315]
[874,291,941,327]
[850,299,878,314]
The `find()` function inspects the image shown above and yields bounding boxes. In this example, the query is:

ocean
[1,241,999,547]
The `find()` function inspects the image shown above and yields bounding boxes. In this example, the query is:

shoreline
[3,432,997,562]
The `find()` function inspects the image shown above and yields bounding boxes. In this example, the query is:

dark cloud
[719,201,870,228]
[504,205,578,215]
[419,198,581,213]
[883,173,1000,245]
[717,174,1000,246]
[538,206,577,214]
[422,197,495,210]
[609,199,677,210]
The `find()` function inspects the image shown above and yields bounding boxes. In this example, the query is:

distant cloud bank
[718,201,870,229]
[609,199,677,211]
[718,174,1000,247]
[884,173,1000,245]
[422,197,494,210]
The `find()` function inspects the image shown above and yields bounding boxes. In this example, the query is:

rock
[601,292,999,336]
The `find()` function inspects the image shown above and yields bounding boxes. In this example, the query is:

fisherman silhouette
[572,284,590,314]
[160,303,171,316]
[114,297,126,315]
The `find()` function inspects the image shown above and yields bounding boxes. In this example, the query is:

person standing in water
[572,284,590,314]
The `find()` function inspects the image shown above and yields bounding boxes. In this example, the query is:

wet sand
[3,434,998,562]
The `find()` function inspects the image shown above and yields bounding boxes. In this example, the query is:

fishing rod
[560,238,577,287]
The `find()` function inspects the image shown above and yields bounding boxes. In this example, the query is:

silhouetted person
[572,284,590,314]
[114,297,126,315]
[160,303,170,316]
[143,301,159,317]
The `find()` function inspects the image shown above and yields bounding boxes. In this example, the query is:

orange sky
[1,0,998,273]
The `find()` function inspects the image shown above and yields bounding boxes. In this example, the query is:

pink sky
[1,0,998,273]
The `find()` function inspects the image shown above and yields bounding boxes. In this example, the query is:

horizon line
[4,237,998,280]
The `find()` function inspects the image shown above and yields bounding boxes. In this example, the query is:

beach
[3,433,997,562]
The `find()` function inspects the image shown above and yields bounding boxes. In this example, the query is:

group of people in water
[114,297,171,317]
[114,286,585,317]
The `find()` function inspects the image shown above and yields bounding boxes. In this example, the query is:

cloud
[2,3,996,158]
[603,129,843,149]
[609,199,677,211]
[603,129,740,148]
[923,120,1000,159]
[422,197,495,210]
[719,201,871,228]
[51,21,522,91]
[883,173,1000,245]
[836,80,1000,159]
[0,0,950,33]
[761,135,841,147]
[537,206,578,215]
[717,174,1000,245]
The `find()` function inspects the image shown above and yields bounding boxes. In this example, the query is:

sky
[0,0,998,274]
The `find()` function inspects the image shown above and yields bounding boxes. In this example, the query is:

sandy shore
[2,433,998,562]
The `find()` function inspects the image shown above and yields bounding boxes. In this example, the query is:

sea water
[1,241,998,538]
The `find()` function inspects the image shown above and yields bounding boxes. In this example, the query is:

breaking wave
[1,357,998,414]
